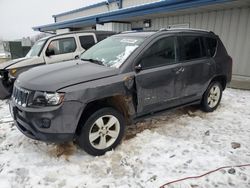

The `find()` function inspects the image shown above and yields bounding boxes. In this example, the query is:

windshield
[80,36,145,68]
[26,39,46,58]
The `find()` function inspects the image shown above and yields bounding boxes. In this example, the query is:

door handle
[75,55,79,59]
[173,67,185,74]
[206,61,212,66]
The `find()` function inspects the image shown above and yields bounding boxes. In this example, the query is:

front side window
[79,35,95,50]
[47,37,76,55]
[140,37,176,69]
[80,36,145,68]
[179,36,204,61]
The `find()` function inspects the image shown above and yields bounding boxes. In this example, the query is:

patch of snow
[0,88,250,187]
[111,45,139,68]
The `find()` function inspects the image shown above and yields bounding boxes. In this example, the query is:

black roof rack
[158,28,214,34]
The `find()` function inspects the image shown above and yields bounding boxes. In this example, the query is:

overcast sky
[0,0,103,40]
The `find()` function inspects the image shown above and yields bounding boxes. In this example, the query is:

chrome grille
[12,86,30,107]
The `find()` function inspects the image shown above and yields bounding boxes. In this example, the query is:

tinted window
[79,35,95,50]
[47,37,76,55]
[96,34,112,42]
[200,37,207,57]
[206,37,217,56]
[179,36,204,61]
[140,37,176,69]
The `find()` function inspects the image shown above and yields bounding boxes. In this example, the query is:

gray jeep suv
[9,29,232,156]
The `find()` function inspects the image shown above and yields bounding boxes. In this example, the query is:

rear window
[79,35,95,50]
[179,36,206,61]
[206,37,217,57]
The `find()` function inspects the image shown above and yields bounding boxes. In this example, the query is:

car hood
[0,57,28,69]
[17,60,119,91]
[0,56,44,70]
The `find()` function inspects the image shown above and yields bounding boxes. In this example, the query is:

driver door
[135,36,184,116]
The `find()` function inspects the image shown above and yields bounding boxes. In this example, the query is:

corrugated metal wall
[56,6,108,22]
[132,7,250,77]
[96,22,131,32]
[56,2,120,22]
[123,0,159,8]
[55,0,160,22]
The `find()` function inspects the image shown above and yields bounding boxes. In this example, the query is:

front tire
[77,107,125,156]
[201,81,223,112]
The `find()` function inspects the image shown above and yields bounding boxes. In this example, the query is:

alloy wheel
[89,115,120,150]
[207,85,221,108]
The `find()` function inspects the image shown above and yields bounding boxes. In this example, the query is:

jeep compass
[9,29,232,156]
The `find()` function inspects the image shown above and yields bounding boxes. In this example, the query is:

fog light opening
[40,118,51,129]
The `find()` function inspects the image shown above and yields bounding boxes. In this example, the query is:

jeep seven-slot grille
[12,86,30,107]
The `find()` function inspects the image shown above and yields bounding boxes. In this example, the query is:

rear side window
[140,37,176,69]
[179,36,205,61]
[96,34,112,42]
[79,35,95,50]
[47,37,76,55]
[206,37,217,57]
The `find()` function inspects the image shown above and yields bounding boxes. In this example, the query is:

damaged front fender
[59,73,137,123]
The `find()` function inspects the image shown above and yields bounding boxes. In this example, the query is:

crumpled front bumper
[9,99,83,143]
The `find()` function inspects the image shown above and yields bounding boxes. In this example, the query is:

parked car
[0,31,116,99]
[9,29,232,156]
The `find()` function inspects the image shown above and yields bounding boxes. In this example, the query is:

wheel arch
[75,94,136,135]
[210,75,227,90]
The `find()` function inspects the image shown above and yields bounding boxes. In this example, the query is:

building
[0,39,31,63]
[33,0,250,89]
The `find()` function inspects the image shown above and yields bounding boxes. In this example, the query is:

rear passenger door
[178,35,216,103]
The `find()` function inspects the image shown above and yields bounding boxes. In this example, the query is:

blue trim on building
[34,0,232,32]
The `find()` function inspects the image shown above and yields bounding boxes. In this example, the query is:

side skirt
[132,99,201,124]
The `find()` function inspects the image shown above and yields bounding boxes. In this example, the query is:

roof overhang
[33,0,234,32]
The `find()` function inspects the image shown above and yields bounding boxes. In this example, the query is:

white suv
[0,31,116,99]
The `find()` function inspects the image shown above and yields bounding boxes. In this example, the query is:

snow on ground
[0,88,250,188]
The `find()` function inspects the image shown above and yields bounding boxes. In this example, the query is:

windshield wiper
[81,58,104,65]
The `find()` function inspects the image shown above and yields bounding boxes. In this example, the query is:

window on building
[140,37,176,69]
[179,36,205,61]
[79,35,95,50]
[206,37,217,57]
[47,37,76,55]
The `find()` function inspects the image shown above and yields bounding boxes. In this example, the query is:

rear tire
[77,107,125,156]
[201,81,223,112]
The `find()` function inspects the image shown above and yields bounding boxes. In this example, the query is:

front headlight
[9,68,17,78]
[30,91,65,106]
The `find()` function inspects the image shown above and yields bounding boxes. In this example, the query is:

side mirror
[46,49,55,57]
[135,64,142,72]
